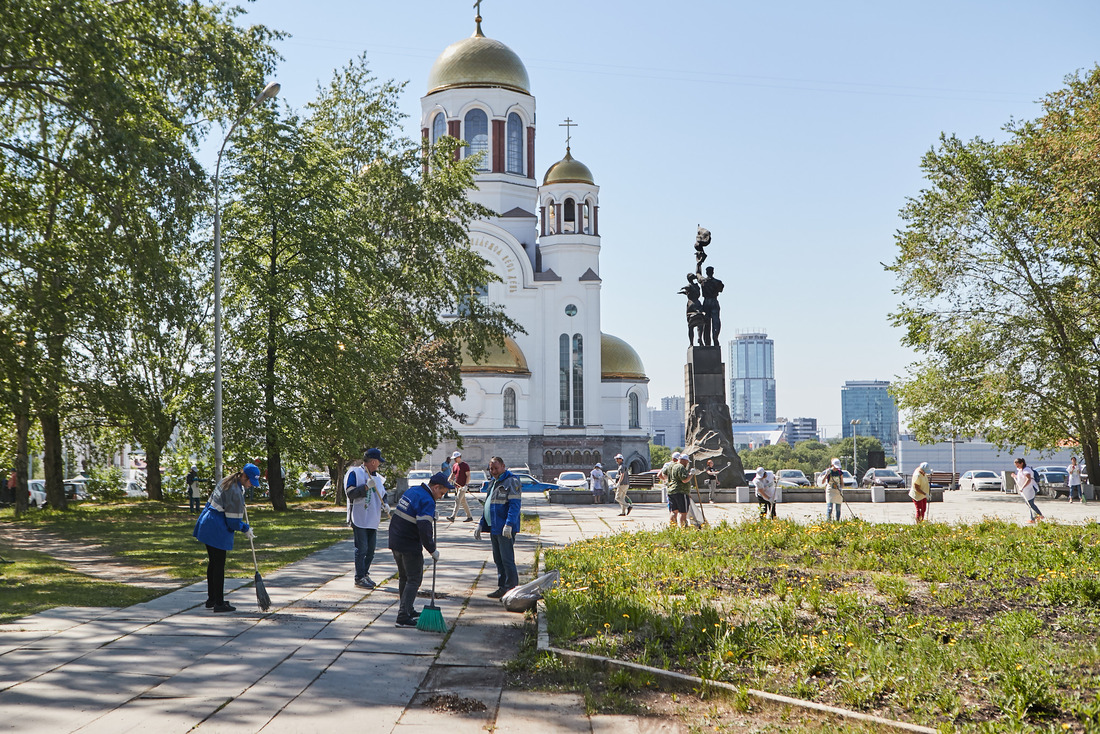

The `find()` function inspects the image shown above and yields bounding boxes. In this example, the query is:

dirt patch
[423,693,487,713]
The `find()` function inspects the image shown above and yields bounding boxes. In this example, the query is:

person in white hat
[910,462,931,522]
[590,462,606,502]
[753,466,777,520]
[446,450,473,522]
[613,453,632,516]
[821,458,846,521]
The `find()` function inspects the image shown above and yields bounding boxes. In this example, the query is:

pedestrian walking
[346,448,389,589]
[666,453,692,527]
[1014,458,1044,524]
[1068,456,1083,503]
[590,462,606,503]
[821,458,845,522]
[613,453,633,515]
[388,471,450,627]
[752,467,777,519]
[192,463,258,613]
[910,462,931,522]
[186,466,205,513]
[446,451,473,522]
[473,456,522,598]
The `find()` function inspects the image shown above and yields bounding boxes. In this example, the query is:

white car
[959,470,1003,492]
[814,470,858,488]
[122,480,147,498]
[28,479,47,507]
[556,471,589,490]
[406,470,433,487]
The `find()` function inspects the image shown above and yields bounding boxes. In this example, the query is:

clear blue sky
[235,0,1100,438]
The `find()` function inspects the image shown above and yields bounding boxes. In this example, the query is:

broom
[417,511,447,632]
[242,504,272,611]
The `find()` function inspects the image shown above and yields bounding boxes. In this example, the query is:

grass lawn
[541,518,1100,732]
[0,501,348,622]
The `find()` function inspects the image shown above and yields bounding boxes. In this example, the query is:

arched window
[563,198,575,233]
[559,334,570,426]
[629,393,640,429]
[431,112,446,144]
[503,388,517,428]
[544,451,553,466]
[582,201,591,234]
[572,333,584,425]
[506,112,523,174]
[547,199,557,234]
[463,109,488,170]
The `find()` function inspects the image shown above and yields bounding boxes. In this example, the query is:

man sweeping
[388,471,451,628]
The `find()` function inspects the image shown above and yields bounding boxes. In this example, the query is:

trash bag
[501,570,561,613]
[687,498,706,527]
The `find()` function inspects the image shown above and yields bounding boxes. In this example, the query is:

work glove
[431,550,440,561]
[473,526,482,541]
[244,527,255,541]
[502,525,513,539]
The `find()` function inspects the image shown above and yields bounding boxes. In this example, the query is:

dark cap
[428,472,454,489]
[363,448,385,463]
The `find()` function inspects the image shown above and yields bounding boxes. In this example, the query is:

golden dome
[461,336,530,374]
[543,148,595,185]
[601,333,647,381]
[427,21,530,95]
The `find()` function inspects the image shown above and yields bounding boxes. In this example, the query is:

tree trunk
[39,411,66,509]
[1081,434,1099,498]
[268,447,286,511]
[13,411,30,518]
[145,438,163,501]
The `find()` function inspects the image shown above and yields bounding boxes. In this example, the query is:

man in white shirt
[346,448,390,588]
[752,467,777,519]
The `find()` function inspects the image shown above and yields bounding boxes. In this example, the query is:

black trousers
[206,545,227,604]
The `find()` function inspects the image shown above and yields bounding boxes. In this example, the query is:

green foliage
[739,439,837,476]
[84,466,124,502]
[649,442,672,469]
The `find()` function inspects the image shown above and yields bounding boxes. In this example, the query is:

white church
[420,12,652,479]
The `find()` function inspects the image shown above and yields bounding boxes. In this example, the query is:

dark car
[861,468,905,489]
[512,472,556,492]
[1033,466,1069,497]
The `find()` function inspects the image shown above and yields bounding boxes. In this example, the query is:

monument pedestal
[684,346,746,488]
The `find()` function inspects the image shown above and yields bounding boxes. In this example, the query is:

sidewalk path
[1,489,1094,733]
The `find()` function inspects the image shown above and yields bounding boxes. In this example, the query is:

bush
[84,467,125,502]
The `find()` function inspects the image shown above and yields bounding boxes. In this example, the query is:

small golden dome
[601,333,647,380]
[427,21,530,95]
[461,336,530,374]
[543,148,595,186]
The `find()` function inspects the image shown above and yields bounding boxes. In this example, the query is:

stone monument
[681,227,746,488]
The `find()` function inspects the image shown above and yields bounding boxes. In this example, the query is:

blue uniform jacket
[193,481,248,551]
[388,483,437,554]
[478,470,521,536]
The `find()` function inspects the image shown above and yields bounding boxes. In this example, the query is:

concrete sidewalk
[1,489,1094,733]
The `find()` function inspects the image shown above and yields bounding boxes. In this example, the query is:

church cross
[473,0,482,18]
[559,117,578,148]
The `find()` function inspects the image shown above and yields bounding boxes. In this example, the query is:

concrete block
[736,487,750,503]
[871,486,886,503]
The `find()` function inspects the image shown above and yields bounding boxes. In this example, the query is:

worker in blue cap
[193,463,259,612]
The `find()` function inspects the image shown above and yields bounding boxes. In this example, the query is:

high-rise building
[729,332,776,423]
[660,396,685,413]
[786,417,819,443]
[841,381,899,455]
[648,398,686,448]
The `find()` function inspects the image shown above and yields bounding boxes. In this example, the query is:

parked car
[1033,466,1069,497]
[406,470,433,487]
[814,470,857,488]
[556,471,589,490]
[122,480,147,498]
[959,470,1003,492]
[467,470,488,492]
[861,468,905,489]
[28,479,46,507]
[775,469,810,487]
[512,472,556,492]
[61,478,90,500]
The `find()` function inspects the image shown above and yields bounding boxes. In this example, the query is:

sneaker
[355,577,376,589]
[463,517,474,522]
[446,515,455,522]
[486,588,507,599]
[1027,519,1037,525]
[205,599,216,609]
[212,602,236,613]
[626,504,633,515]
[394,617,417,628]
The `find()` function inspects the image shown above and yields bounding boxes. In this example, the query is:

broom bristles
[416,604,447,632]
[255,571,272,611]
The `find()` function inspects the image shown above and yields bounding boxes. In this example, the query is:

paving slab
[590,714,686,733]
[71,696,228,734]
[494,690,591,734]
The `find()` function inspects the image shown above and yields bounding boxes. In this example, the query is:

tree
[0,0,278,508]
[649,443,672,469]
[888,66,1100,482]
[739,439,835,477]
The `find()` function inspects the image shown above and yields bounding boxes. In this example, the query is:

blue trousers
[352,525,377,580]
[825,502,842,521]
[491,533,518,590]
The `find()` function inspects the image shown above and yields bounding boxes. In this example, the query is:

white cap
[831,458,842,469]
[671,451,682,460]
[451,451,462,459]
[615,454,624,460]
[919,462,930,472]
[756,467,766,478]
[595,462,602,468]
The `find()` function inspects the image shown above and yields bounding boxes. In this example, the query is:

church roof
[427,19,530,95]
[543,148,595,185]
[601,333,647,381]
[460,335,530,375]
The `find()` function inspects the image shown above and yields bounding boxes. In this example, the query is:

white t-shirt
[1068,464,1082,487]
[752,471,775,501]
[590,468,605,490]
[346,466,387,529]
[1015,467,1037,500]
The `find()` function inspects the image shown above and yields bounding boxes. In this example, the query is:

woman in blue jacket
[193,463,258,612]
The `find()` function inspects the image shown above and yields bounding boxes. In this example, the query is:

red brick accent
[492,119,505,173]
[448,120,461,160]
[527,126,536,179]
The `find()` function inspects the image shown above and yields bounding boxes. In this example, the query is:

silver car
[959,470,1003,492]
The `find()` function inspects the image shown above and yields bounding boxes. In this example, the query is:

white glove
[474,526,482,541]
[431,550,440,561]
[502,525,513,539]
[244,527,255,541]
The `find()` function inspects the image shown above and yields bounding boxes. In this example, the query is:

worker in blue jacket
[473,456,522,598]
[388,471,452,627]
[193,463,258,613]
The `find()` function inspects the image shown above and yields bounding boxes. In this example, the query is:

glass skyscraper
[841,380,899,454]
[729,333,776,423]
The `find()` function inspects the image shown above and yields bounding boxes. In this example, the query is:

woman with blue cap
[193,463,259,612]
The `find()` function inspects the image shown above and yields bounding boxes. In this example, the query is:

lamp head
[256,82,281,102]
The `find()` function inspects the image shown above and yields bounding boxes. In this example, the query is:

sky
[231,0,1100,439]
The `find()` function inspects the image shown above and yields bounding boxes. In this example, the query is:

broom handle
[431,508,437,604]
[243,502,260,574]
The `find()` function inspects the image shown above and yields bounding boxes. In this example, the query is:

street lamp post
[213,81,280,483]
[850,419,861,479]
